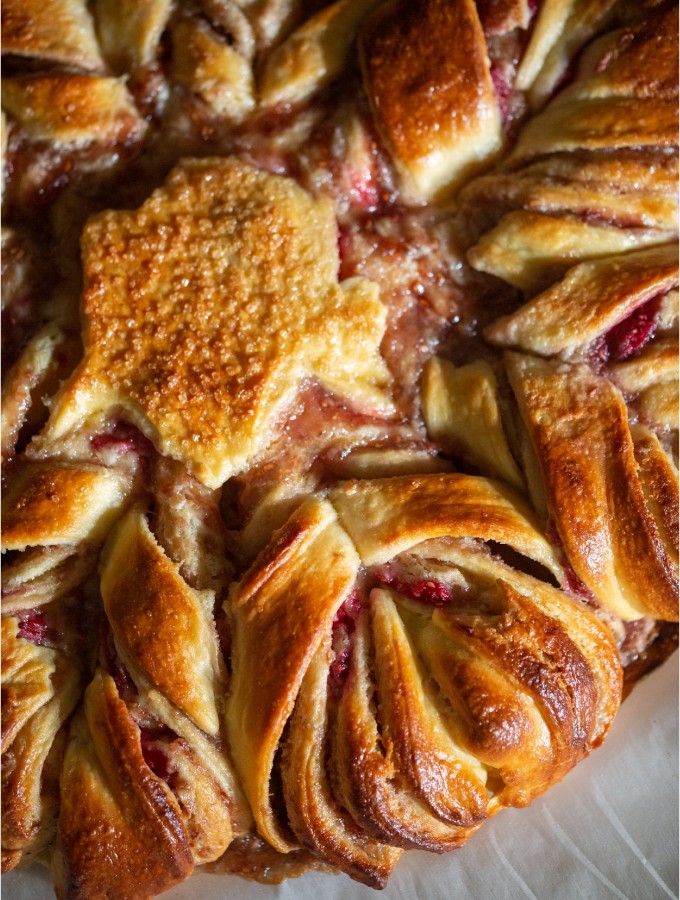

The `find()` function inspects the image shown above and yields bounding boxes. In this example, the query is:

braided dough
[1,0,677,897]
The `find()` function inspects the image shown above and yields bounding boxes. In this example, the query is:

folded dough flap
[259,0,385,108]
[421,357,525,491]
[467,210,672,293]
[1,460,131,552]
[54,670,194,898]
[414,545,622,750]
[1,618,82,865]
[359,0,501,202]
[281,634,402,888]
[506,352,679,622]
[1,0,105,71]
[327,473,561,579]
[484,244,679,357]
[226,496,361,852]
[94,0,173,71]
[512,5,678,162]
[329,597,489,850]
[100,507,224,737]
[1,618,56,753]
[1,75,146,149]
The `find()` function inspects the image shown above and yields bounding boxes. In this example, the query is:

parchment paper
[5,653,678,900]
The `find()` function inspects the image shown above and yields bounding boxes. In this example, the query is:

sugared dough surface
[1,1,677,898]
[46,158,393,487]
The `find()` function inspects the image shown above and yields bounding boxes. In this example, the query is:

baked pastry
[2,0,677,897]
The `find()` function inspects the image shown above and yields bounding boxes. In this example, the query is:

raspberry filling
[490,65,513,123]
[560,564,594,602]
[112,660,135,696]
[348,166,381,213]
[328,589,362,685]
[139,728,179,790]
[17,610,51,645]
[545,518,594,602]
[591,294,662,367]
[90,421,154,456]
[605,295,661,360]
[375,570,453,607]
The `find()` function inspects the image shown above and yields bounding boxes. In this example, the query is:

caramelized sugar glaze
[1,0,677,896]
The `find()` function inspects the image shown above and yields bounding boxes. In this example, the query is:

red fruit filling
[113,660,135,696]
[375,570,453,607]
[17,610,50,644]
[490,65,512,123]
[604,295,661,362]
[348,166,380,213]
[560,564,594,602]
[139,728,179,790]
[545,518,594,602]
[328,648,351,684]
[332,588,363,630]
[329,589,362,685]
[90,421,154,456]
[99,625,136,696]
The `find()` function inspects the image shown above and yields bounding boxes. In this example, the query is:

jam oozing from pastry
[490,65,512,124]
[16,610,51,645]
[374,569,453,607]
[545,519,594,603]
[329,588,362,685]
[100,625,136,698]
[604,295,662,362]
[139,728,179,790]
[90,420,155,456]
[588,294,662,370]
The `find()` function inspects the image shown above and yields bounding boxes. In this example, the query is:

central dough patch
[47,157,394,487]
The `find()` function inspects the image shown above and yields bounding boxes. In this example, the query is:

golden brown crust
[282,639,402,887]
[1,75,146,149]
[515,0,619,106]
[327,473,561,576]
[421,357,525,490]
[359,0,501,200]
[1,618,55,754]
[54,671,194,900]
[2,0,104,71]
[1,461,130,552]
[631,425,679,563]
[225,473,621,879]
[485,244,679,356]
[93,0,173,71]
[466,5,679,291]
[468,210,672,293]
[259,0,385,108]
[170,19,255,122]
[461,150,679,234]
[2,612,83,867]
[100,509,224,735]
[1,0,675,893]
[512,6,679,162]
[226,497,361,851]
[330,602,486,849]
[46,157,393,488]
[505,353,678,622]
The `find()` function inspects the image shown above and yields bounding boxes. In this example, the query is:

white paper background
[5,654,678,900]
